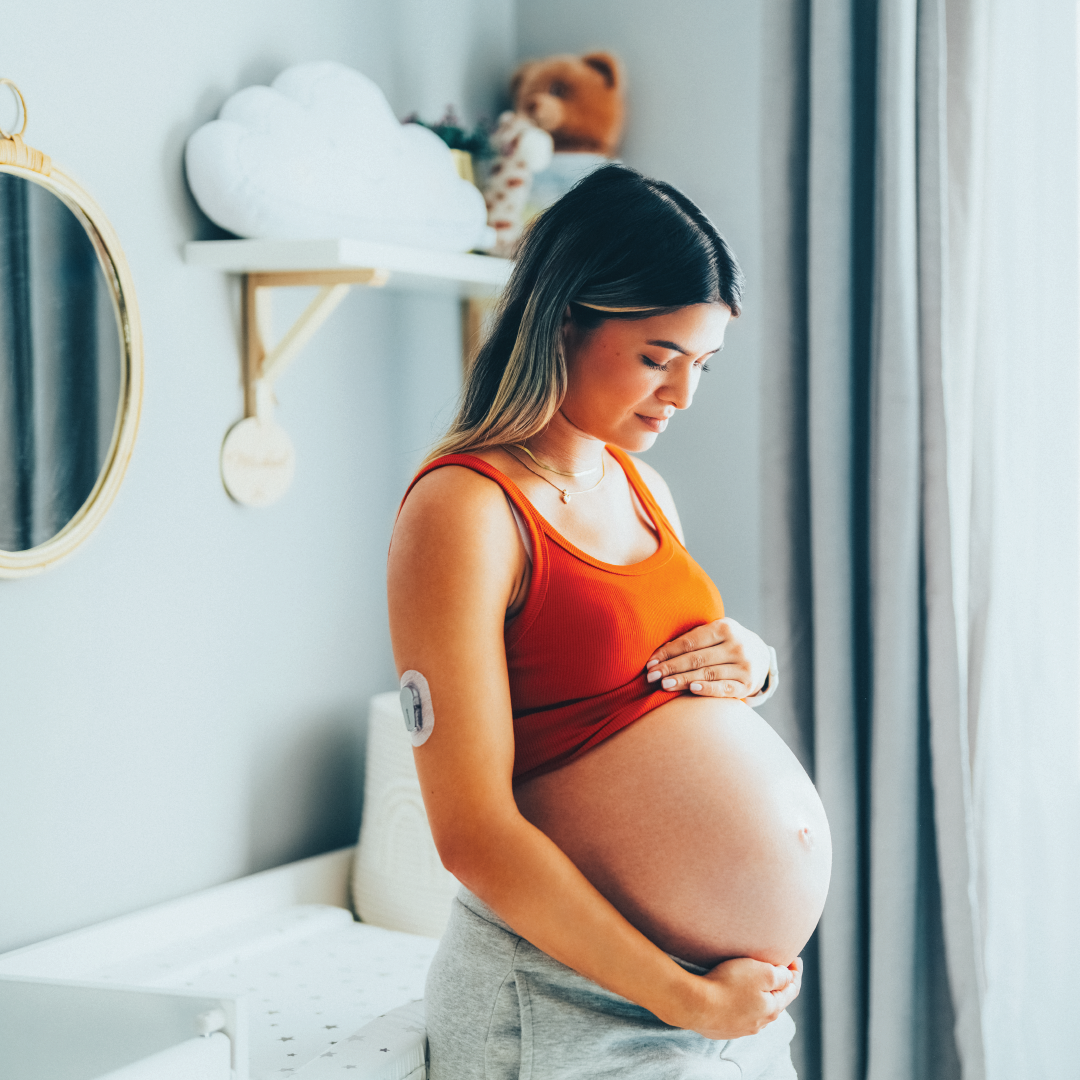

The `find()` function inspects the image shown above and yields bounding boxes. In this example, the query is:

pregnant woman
[388,165,831,1078]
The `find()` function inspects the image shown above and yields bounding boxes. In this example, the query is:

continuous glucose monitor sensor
[399,669,434,746]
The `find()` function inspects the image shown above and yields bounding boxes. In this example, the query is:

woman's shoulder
[623,453,673,507]
[396,453,523,557]
[623,454,685,543]
[401,454,512,519]
[388,457,526,644]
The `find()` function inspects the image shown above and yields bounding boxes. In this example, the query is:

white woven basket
[352,692,459,938]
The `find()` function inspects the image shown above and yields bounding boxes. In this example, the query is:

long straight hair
[426,164,744,462]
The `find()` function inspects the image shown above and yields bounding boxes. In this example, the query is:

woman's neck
[521,412,606,474]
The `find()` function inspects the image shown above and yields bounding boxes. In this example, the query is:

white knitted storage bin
[353,691,459,937]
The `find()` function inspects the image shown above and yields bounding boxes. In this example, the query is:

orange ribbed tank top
[404,446,725,783]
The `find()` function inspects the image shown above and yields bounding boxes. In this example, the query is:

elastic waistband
[456,884,516,932]
[455,886,710,976]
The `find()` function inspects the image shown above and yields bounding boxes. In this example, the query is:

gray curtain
[759,2,988,1078]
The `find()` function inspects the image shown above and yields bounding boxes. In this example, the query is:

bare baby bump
[514,696,832,968]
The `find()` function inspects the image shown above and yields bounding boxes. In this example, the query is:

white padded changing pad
[85,905,439,1078]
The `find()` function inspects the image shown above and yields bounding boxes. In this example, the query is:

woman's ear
[560,309,581,360]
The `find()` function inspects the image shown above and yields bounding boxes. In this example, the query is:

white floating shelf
[184,238,513,297]
[187,237,511,506]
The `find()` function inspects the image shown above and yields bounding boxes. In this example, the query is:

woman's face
[560,303,732,451]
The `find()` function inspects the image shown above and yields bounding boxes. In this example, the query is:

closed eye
[641,356,713,373]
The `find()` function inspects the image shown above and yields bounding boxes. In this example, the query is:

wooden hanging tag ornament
[220,372,296,506]
[220,416,295,507]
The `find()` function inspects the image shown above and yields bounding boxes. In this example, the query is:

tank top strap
[605,445,683,545]
[400,454,550,646]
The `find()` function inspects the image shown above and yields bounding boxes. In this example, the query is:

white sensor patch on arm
[399,670,435,746]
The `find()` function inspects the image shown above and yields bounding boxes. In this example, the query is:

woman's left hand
[645,618,771,698]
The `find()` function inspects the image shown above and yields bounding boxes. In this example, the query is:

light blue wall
[0,0,514,952]
[517,0,766,626]
[1,0,775,955]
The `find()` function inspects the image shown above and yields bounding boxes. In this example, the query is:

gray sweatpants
[425,887,797,1079]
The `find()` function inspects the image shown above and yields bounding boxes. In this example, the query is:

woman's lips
[636,414,669,433]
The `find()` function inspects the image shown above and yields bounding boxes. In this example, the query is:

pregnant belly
[513,695,832,969]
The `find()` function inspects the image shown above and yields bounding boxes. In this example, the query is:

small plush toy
[482,111,554,257]
[514,52,625,220]
[480,52,625,257]
[511,51,624,156]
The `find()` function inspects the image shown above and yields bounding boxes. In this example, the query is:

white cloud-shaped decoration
[186,61,493,252]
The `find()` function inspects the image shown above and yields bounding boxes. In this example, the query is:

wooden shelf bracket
[242,268,389,423]
[186,239,513,507]
[217,268,388,508]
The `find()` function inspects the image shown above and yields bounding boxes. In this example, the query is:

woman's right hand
[686,956,802,1040]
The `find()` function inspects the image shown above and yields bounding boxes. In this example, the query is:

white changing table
[0,846,440,1080]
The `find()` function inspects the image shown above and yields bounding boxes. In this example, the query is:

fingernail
[646,659,659,669]
[690,682,703,692]
[646,670,661,682]
[662,677,676,689]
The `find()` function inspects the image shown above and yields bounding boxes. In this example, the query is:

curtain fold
[761,1,1078,1077]
[866,5,929,1075]
[804,1,866,1077]
[967,3,1080,1074]
[918,1,987,1075]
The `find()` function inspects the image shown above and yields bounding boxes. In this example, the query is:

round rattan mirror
[0,82,143,578]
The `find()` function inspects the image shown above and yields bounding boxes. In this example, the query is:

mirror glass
[0,172,122,552]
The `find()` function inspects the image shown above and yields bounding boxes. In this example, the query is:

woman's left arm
[646,617,774,699]
[632,457,776,701]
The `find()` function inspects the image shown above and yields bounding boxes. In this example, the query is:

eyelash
[642,357,712,374]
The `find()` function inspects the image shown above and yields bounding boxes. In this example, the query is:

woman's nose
[659,370,695,411]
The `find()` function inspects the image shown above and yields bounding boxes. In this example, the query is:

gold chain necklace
[508,448,607,503]
[511,442,601,478]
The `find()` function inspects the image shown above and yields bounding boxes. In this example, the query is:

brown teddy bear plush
[510,52,624,156]
[479,51,625,255]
